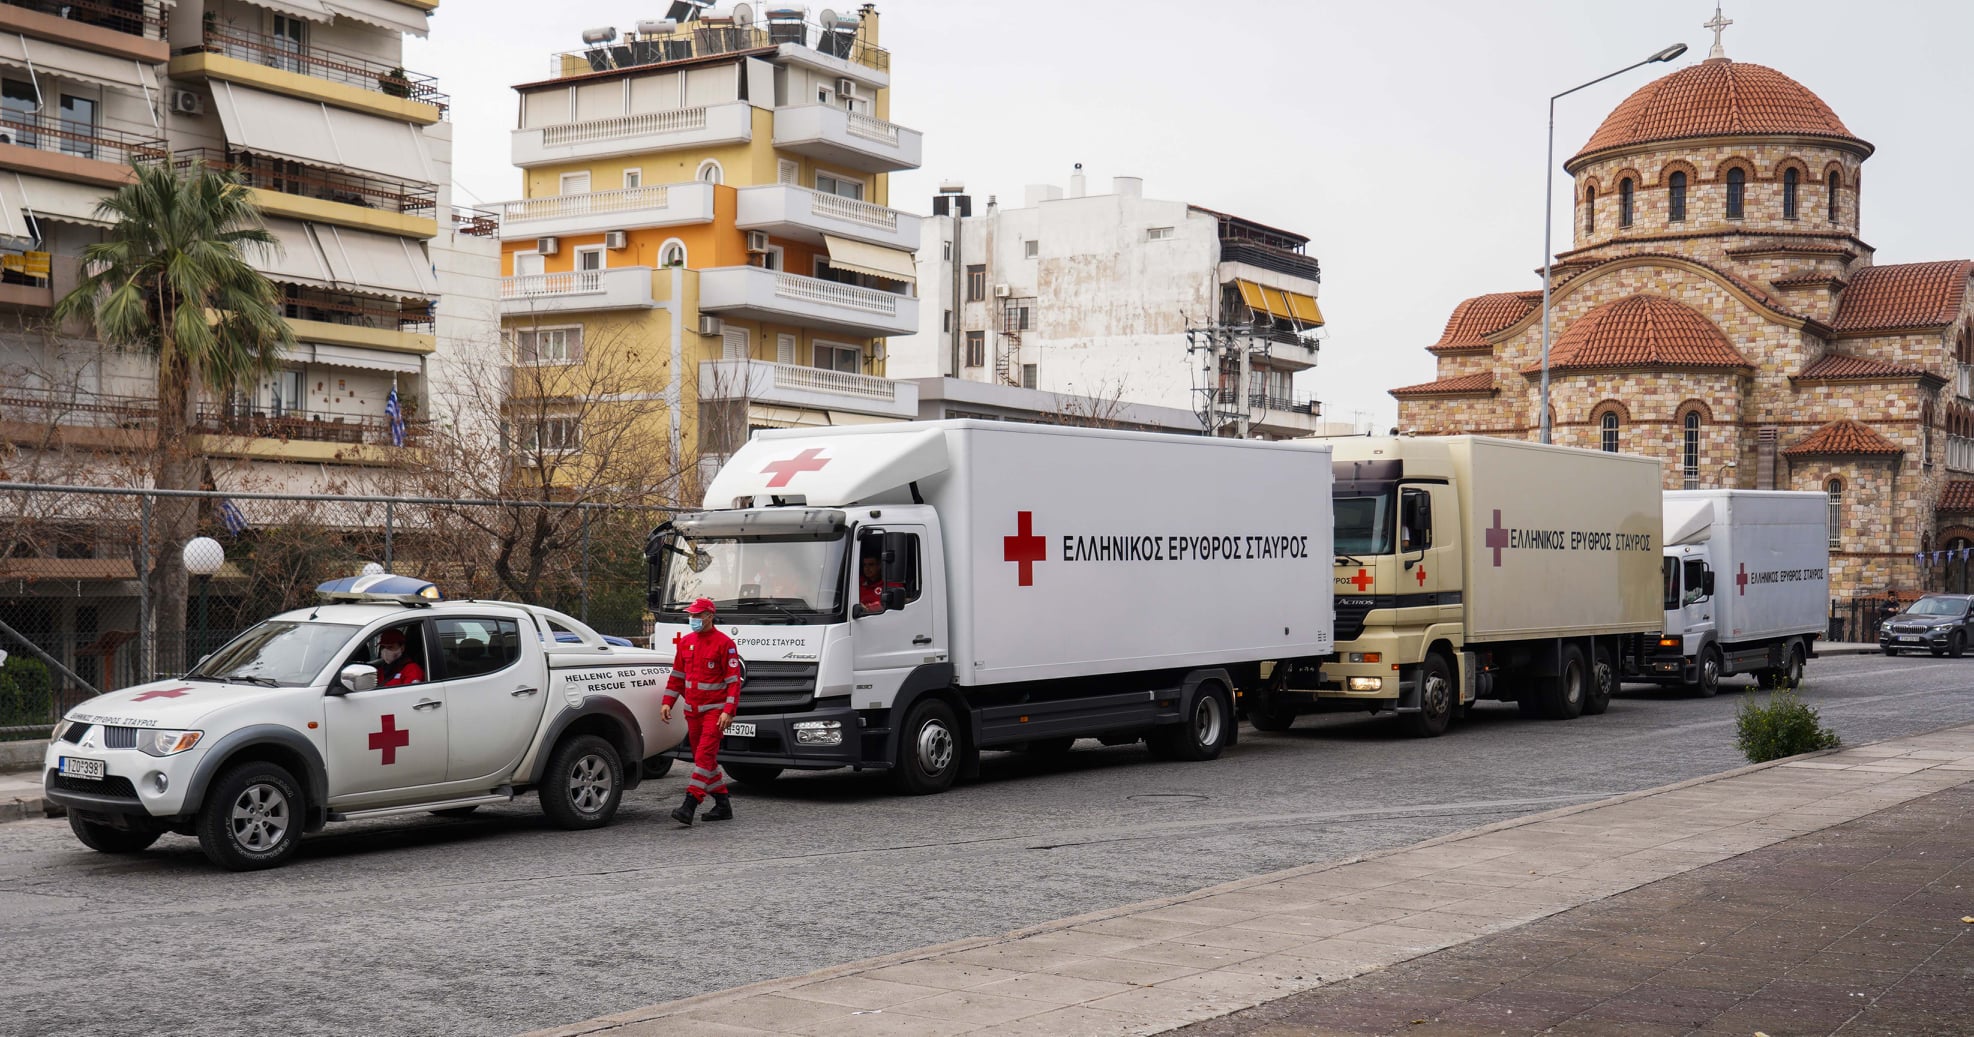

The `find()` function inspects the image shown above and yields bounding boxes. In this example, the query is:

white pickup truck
[42,576,685,870]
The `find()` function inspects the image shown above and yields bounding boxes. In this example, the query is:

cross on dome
[1704,4,1733,60]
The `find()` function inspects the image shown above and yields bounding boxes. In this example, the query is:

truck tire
[1540,645,1587,720]
[1689,646,1722,697]
[196,760,305,872]
[68,814,161,855]
[892,699,963,795]
[725,763,782,786]
[644,755,674,778]
[1405,655,1455,738]
[1246,703,1298,732]
[1582,644,1616,716]
[538,734,622,830]
[1149,683,1233,761]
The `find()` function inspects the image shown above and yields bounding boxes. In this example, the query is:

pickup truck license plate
[58,757,105,780]
[725,722,756,738]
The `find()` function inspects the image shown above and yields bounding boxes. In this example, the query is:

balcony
[452,205,499,238]
[1218,242,1322,283]
[497,182,715,240]
[0,113,165,186]
[500,267,657,315]
[699,359,918,420]
[176,148,438,238]
[735,184,919,251]
[1213,390,1323,439]
[772,105,921,173]
[173,23,447,124]
[698,266,917,338]
[513,102,752,168]
[0,385,155,452]
[193,404,425,448]
[0,0,167,62]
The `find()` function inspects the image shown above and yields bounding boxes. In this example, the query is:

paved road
[1,653,1967,1037]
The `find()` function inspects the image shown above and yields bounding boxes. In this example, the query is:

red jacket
[379,659,424,688]
[664,628,742,716]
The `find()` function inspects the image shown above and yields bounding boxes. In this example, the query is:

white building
[889,171,1326,439]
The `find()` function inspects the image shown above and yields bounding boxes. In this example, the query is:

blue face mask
[689,617,706,633]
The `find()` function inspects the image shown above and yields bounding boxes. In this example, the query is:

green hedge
[0,656,55,729]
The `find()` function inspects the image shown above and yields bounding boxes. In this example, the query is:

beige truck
[1253,436,1664,736]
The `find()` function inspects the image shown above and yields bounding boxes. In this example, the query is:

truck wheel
[196,760,304,872]
[538,734,622,830]
[1151,683,1233,761]
[68,814,161,855]
[1246,704,1298,732]
[1582,644,1616,716]
[1786,644,1806,686]
[725,763,782,786]
[644,756,674,779]
[1689,646,1722,697]
[1541,646,1587,719]
[1406,655,1455,738]
[892,699,963,795]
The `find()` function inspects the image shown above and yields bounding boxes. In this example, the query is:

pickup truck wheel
[1406,656,1454,738]
[725,763,782,786]
[1582,644,1615,716]
[892,699,962,795]
[68,814,161,855]
[1151,684,1233,761]
[1541,646,1587,719]
[196,761,303,872]
[538,734,622,830]
[644,755,674,778]
[1690,646,1722,698]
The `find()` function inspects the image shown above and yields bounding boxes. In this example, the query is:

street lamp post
[1539,43,1689,444]
[182,537,225,667]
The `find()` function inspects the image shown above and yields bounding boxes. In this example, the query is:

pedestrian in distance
[660,597,741,826]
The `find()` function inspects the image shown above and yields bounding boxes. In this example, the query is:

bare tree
[1048,378,1137,430]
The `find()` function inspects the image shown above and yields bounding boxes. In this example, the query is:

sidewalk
[0,767,48,823]
[524,723,1974,1037]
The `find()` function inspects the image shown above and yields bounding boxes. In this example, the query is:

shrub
[0,656,55,729]
[1737,682,1840,763]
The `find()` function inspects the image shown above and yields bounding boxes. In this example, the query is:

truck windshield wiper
[733,598,802,622]
[1335,553,1364,566]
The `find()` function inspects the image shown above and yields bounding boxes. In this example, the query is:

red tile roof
[1570,59,1867,166]
[1781,419,1904,457]
[1941,481,1974,511]
[1521,295,1750,373]
[1429,292,1541,353]
[1390,371,1495,397]
[1831,261,1973,333]
[1797,353,1934,381]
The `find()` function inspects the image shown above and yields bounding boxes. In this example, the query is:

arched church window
[1827,170,1840,222]
[1584,186,1595,233]
[1683,411,1701,489]
[1619,178,1634,228]
[1668,172,1687,222]
[1826,479,1842,548]
[1783,168,1799,220]
[1601,411,1620,453]
[1726,167,1746,219]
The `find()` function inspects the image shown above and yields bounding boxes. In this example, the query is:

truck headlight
[139,730,203,757]
[1347,677,1384,692]
[792,720,842,746]
[1347,652,1381,664]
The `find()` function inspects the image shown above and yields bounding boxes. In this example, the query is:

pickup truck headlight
[51,719,72,741]
[139,730,203,757]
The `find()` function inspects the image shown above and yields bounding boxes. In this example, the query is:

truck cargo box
[1664,490,1828,643]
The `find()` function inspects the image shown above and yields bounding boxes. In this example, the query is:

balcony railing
[193,404,424,447]
[807,188,899,231]
[501,271,605,299]
[452,205,499,238]
[0,112,167,166]
[283,286,434,334]
[1215,389,1320,415]
[769,362,897,401]
[0,0,164,41]
[176,148,437,218]
[501,184,673,223]
[0,385,156,430]
[548,14,889,79]
[1219,241,1321,283]
[542,108,706,148]
[193,23,449,114]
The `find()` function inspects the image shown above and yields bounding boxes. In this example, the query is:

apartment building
[495,3,921,488]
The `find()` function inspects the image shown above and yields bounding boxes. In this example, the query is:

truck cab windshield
[658,534,848,623]
[1334,493,1393,556]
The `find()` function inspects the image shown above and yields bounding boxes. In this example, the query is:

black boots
[703,793,734,821]
[670,792,699,826]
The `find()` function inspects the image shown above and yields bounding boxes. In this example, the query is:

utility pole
[1186,321,1269,439]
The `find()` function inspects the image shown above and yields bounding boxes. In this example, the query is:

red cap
[379,628,406,645]
[684,598,717,615]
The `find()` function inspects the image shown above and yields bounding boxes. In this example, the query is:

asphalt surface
[1,653,1969,1037]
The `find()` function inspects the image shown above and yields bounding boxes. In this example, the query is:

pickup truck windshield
[1334,493,1393,555]
[188,621,361,687]
[1905,597,1969,617]
[658,534,848,622]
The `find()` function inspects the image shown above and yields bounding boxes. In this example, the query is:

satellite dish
[819,8,837,29]
[732,3,753,28]
[581,26,618,45]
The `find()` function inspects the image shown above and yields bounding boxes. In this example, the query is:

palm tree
[55,159,295,674]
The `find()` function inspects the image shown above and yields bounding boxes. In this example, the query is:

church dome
[1567,59,1869,170]
[1528,295,1751,372]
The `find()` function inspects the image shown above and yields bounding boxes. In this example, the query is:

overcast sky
[407,1,1974,432]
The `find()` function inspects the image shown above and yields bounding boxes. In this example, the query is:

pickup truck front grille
[738,661,819,713]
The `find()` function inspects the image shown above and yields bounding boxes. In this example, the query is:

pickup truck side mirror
[335,664,378,695]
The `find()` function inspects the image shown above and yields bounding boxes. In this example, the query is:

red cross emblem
[1737,562,1748,596]
[1349,568,1374,592]
[672,631,685,647]
[761,448,831,488]
[1004,511,1047,587]
[133,687,189,702]
[1484,509,1510,567]
[368,714,410,766]
[1415,564,1428,587]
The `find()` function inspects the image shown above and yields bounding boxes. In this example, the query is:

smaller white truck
[1638,490,1829,694]
[43,575,684,870]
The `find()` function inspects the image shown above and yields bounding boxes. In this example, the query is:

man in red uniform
[660,598,742,826]
[374,627,424,687]
[858,554,886,612]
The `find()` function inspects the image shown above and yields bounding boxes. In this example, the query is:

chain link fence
[1,483,673,740]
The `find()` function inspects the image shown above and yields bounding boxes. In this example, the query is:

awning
[1285,292,1324,325]
[823,235,916,285]
[825,410,894,426]
[0,34,160,93]
[15,174,111,227]
[0,175,35,245]
[256,219,336,289]
[323,0,430,36]
[1235,278,1324,326]
[290,342,423,374]
[236,0,334,22]
[211,82,437,185]
[315,223,438,299]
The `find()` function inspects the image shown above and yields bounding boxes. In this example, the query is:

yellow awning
[1236,279,1269,312]
[1285,291,1325,326]
[1236,279,1324,326]
[823,235,917,285]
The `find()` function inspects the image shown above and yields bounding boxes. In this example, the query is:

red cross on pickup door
[325,684,448,798]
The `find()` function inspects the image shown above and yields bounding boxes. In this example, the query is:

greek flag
[385,387,406,447]
[219,499,250,535]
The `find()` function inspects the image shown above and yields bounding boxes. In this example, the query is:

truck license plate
[725,722,756,738]
[59,757,105,780]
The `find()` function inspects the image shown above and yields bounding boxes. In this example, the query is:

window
[512,251,545,277]
[941,241,952,261]
[1922,402,1934,468]
[622,169,642,189]
[58,95,95,158]
[721,327,749,360]
[813,341,860,373]
[777,159,799,185]
[1826,479,1842,548]
[1004,304,1031,332]
[942,309,952,333]
[1682,411,1700,489]
[1023,239,1039,259]
[518,326,582,364]
[658,239,686,267]
[965,264,986,301]
[815,171,863,200]
[270,15,306,73]
[1725,167,1745,219]
[776,333,795,365]
[1783,168,1799,219]
[696,159,723,184]
[264,368,304,416]
[530,417,581,454]
[1021,363,1038,389]
[1827,170,1840,222]
[1146,226,1174,241]
[559,171,590,195]
[573,245,604,272]
[1584,185,1595,233]
[1668,172,1687,222]
[964,331,984,368]
[1600,411,1619,453]
[1618,177,1634,228]
[435,618,522,679]
[857,531,922,606]
[1,79,37,145]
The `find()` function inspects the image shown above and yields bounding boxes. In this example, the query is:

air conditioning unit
[697,315,723,336]
[836,77,858,97]
[536,236,560,255]
[992,284,1012,298]
[745,230,771,253]
[170,90,205,116]
[604,230,628,249]
[0,129,11,145]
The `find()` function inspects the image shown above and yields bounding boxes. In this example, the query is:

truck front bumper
[664,701,887,771]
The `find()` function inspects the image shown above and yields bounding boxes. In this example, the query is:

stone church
[1391,35,1974,601]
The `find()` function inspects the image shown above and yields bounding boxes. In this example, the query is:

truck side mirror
[881,587,906,611]
[882,530,913,586]
[335,664,377,695]
[1702,572,1716,596]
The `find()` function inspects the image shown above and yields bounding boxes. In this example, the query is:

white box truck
[1249,436,1664,735]
[645,420,1335,794]
[1635,490,1828,694]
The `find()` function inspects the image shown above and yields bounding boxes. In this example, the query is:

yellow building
[496,5,922,493]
